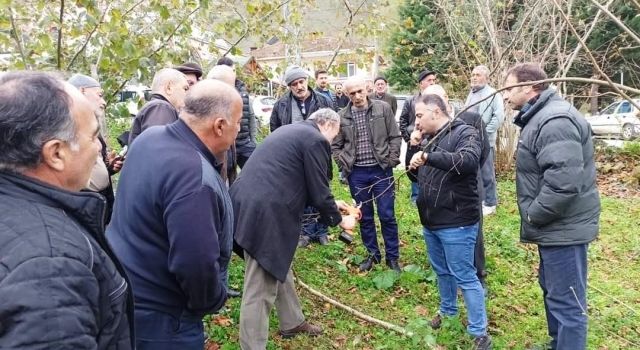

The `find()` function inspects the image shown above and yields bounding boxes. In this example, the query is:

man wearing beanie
[175,62,203,87]
[68,73,123,224]
[216,56,257,170]
[399,68,437,203]
[270,65,333,247]
[368,76,397,115]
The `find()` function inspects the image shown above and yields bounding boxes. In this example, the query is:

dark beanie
[417,68,436,83]
[217,56,234,67]
[174,62,203,79]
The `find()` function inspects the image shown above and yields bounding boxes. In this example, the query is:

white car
[586,99,640,140]
[251,95,276,127]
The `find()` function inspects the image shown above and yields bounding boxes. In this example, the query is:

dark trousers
[538,244,588,350]
[347,165,399,261]
[135,309,204,350]
[301,206,329,239]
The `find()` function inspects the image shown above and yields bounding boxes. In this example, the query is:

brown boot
[279,321,323,339]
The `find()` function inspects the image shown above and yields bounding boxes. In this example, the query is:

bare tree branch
[550,0,640,112]
[8,9,28,69]
[151,6,200,58]
[590,0,640,45]
[66,2,112,71]
[57,0,65,70]
[326,0,368,70]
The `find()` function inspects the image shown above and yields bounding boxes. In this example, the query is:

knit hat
[284,66,308,86]
[417,68,436,83]
[67,73,100,89]
[374,76,387,84]
[174,62,203,79]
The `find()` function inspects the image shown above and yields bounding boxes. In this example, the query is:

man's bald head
[422,84,447,101]
[181,79,243,157]
[206,65,236,86]
[343,76,366,92]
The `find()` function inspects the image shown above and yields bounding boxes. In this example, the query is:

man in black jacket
[503,63,600,350]
[107,80,241,350]
[232,108,356,350]
[0,71,134,349]
[399,68,437,203]
[409,94,491,350]
[128,68,189,144]
[271,65,334,247]
[216,56,257,168]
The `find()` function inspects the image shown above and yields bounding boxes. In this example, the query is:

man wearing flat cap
[175,62,203,87]
[399,68,437,203]
[368,76,397,115]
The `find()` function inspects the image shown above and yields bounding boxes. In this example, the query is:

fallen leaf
[212,315,233,327]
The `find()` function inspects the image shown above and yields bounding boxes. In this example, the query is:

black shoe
[359,256,380,272]
[473,335,492,350]
[298,235,311,248]
[386,259,402,273]
[226,288,241,298]
[318,235,329,245]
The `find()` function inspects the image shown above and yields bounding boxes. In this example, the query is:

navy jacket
[107,119,228,318]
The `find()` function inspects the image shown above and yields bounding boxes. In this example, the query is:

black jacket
[269,89,332,132]
[514,89,600,245]
[398,93,419,142]
[129,94,179,145]
[234,79,257,150]
[0,172,134,349]
[416,119,482,230]
[231,121,342,282]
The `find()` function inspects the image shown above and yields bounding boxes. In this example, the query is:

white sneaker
[482,205,496,216]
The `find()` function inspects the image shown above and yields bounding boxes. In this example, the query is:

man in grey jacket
[465,65,504,216]
[503,63,600,350]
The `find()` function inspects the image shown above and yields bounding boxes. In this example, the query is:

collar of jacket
[342,97,373,119]
[513,89,553,128]
[0,171,107,236]
[150,93,170,103]
[168,118,223,173]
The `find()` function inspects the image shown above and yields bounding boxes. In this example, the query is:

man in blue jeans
[332,77,402,273]
[504,63,599,350]
[409,93,491,349]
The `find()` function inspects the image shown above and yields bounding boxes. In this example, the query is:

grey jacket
[465,85,504,147]
[332,99,402,175]
[514,89,600,246]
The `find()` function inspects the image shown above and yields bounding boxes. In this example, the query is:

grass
[205,173,640,350]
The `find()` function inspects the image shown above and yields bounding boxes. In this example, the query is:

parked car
[586,99,640,140]
[251,95,276,127]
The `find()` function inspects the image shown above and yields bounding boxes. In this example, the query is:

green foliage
[384,0,453,92]
[372,269,399,290]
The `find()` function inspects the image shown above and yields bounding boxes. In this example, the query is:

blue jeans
[301,206,329,239]
[410,182,419,204]
[135,309,204,350]
[480,147,497,207]
[422,223,488,337]
[347,165,399,261]
[538,244,588,350]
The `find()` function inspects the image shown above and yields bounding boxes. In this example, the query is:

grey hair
[308,108,340,126]
[0,71,77,173]
[206,65,236,86]
[151,68,186,93]
[473,65,490,77]
[182,87,240,122]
